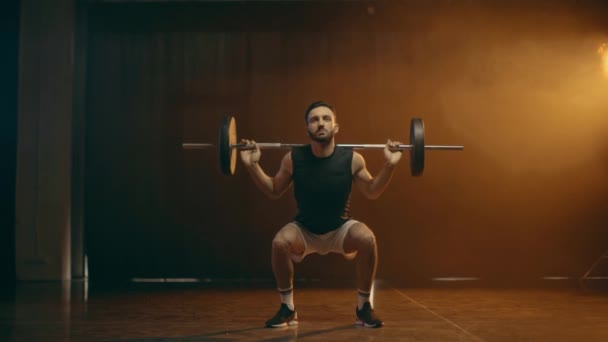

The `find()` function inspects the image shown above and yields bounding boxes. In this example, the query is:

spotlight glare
[599,43,608,78]
[604,52,608,78]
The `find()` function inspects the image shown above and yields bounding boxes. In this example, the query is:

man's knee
[345,223,377,252]
[273,225,303,254]
[358,229,377,251]
[272,234,291,253]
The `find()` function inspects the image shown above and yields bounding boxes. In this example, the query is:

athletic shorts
[289,219,360,263]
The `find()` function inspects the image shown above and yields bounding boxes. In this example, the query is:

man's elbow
[365,191,381,200]
[267,190,283,200]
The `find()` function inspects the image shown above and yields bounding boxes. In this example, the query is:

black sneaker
[265,303,298,328]
[356,302,384,328]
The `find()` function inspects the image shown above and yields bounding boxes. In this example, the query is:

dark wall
[1,0,20,292]
[84,1,608,284]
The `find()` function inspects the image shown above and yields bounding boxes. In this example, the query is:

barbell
[182,115,464,176]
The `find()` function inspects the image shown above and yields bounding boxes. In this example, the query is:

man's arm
[244,151,293,200]
[352,140,403,200]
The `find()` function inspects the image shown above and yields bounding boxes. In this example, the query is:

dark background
[1,0,20,291]
[4,0,608,287]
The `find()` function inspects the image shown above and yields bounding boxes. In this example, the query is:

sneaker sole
[356,319,383,328]
[267,320,298,328]
[267,313,299,328]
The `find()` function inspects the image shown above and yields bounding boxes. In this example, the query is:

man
[239,101,403,328]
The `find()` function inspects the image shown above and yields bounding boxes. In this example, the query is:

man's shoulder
[351,151,365,170]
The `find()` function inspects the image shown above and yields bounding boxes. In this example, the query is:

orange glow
[599,43,608,78]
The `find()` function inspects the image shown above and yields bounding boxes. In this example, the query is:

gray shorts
[289,219,359,263]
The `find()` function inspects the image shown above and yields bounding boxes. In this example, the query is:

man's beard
[308,128,334,144]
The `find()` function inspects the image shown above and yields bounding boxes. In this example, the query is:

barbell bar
[182,143,463,150]
[182,115,464,176]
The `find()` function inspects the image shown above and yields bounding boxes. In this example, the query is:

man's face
[306,106,338,143]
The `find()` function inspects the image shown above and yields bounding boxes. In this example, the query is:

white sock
[279,287,294,311]
[358,289,371,310]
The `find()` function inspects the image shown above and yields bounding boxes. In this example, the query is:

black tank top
[291,145,353,234]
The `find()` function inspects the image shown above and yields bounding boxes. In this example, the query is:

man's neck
[310,140,335,158]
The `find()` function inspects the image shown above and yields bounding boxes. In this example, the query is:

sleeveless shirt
[291,145,353,234]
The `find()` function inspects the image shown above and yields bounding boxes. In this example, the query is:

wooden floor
[2,280,608,341]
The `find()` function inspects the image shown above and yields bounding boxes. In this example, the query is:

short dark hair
[304,100,336,122]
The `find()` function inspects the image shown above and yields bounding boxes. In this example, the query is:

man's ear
[334,123,340,134]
